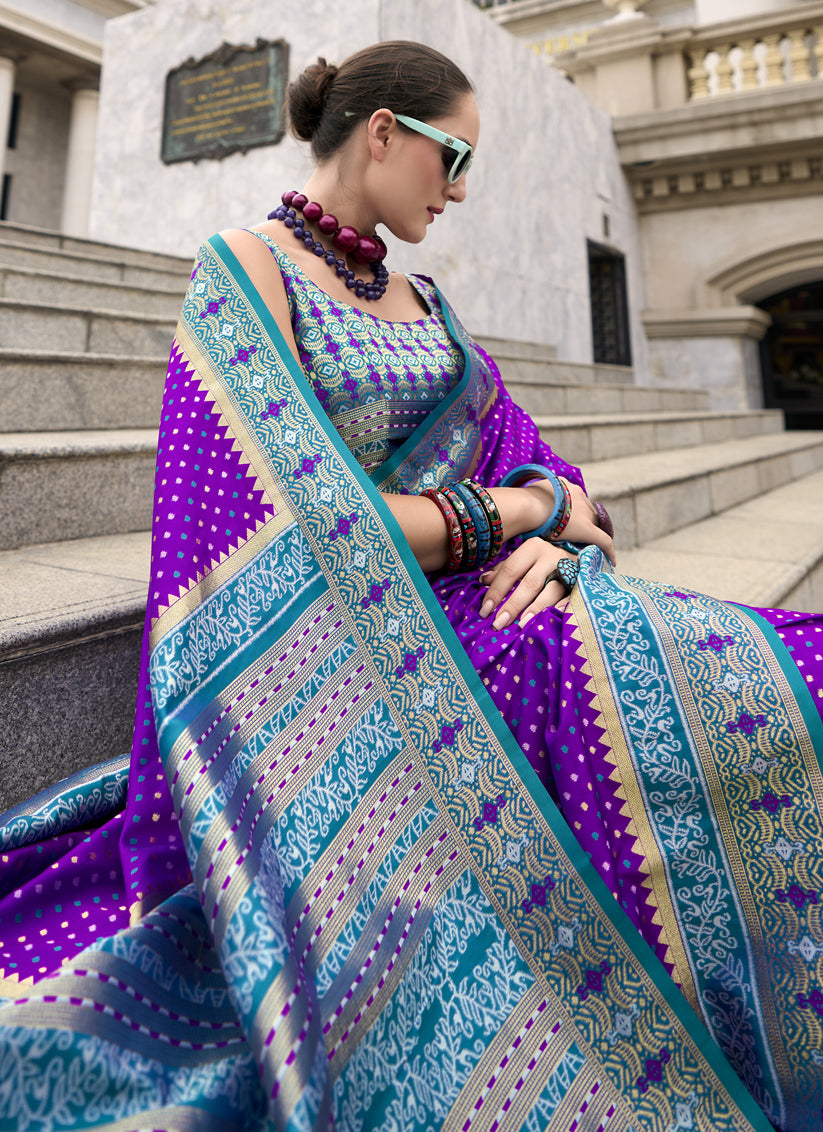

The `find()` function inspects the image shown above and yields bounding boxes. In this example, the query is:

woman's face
[376,92,480,244]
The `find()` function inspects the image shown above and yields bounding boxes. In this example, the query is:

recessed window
[588,241,632,367]
[7,92,19,150]
[1,173,11,220]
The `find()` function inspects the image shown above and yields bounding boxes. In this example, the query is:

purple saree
[0,233,821,1131]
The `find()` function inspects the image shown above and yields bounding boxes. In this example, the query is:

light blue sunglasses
[394,114,474,183]
[345,110,474,183]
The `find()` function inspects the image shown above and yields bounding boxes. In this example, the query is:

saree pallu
[0,233,821,1131]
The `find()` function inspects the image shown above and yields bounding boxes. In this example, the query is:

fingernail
[479,572,490,584]
[479,600,493,618]
[519,613,533,629]
[493,611,510,630]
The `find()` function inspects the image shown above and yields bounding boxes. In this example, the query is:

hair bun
[288,57,339,142]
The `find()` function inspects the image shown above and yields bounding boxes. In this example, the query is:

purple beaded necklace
[268,190,389,301]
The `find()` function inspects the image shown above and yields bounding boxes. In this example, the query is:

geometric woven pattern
[148,341,275,625]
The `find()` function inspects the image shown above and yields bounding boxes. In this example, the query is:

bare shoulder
[219,227,276,271]
[218,227,290,317]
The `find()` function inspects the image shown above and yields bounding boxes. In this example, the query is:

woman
[1,41,820,1132]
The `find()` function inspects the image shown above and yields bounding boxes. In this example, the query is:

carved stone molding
[629,153,823,211]
[702,240,823,306]
[642,307,771,339]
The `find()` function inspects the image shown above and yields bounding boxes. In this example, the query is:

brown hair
[288,41,474,162]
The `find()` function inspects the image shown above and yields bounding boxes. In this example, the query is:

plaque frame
[161,38,289,165]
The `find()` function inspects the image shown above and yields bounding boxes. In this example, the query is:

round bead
[303,234,314,246]
[293,227,304,239]
[292,193,308,210]
[283,216,294,228]
[294,216,304,228]
[318,213,338,235]
[281,190,297,206]
[303,200,323,222]
[373,235,388,261]
[336,266,348,277]
[313,244,325,257]
[351,235,380,266]
[345,277,356,289]
[334,226,358,254]
[325,252,337,265]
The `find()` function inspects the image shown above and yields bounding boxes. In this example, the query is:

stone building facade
[483,0,823,422]
[0,0,149,236]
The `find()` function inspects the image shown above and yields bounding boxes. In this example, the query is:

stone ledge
[642,307,771,339]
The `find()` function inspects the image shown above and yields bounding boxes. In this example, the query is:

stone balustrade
[686,10,823,100]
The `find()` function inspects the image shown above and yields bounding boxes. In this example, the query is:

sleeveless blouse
[250,230,463,474]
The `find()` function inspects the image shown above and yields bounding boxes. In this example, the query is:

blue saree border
[201,233,770,1129]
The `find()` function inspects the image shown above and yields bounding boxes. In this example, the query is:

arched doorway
[757,281,823,430]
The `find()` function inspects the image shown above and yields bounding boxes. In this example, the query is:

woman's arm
[380,482,611,573]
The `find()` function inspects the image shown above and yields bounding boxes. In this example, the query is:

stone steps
[536,408,782,462]
[0,429,156,549]
[0,297,176,355]
[618,468,823,613]
[0,350,166,431]
[0,530,149,813]
[0,238,191,290]
[0,265,185,318]
[581,430,823,549]
[508,372,710,415]
[0,219,193,273]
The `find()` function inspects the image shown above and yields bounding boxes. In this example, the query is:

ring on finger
[545,558,580,592]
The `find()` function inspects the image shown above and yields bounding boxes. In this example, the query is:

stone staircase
[1,220,822,813]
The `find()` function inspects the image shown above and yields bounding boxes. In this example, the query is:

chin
[381,218,428,246]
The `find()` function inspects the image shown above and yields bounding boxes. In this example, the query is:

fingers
[478,540,571,629]
[518,580,567,628]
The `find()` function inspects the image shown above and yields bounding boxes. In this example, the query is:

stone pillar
[0,55,17,194]
[61,84,99,238]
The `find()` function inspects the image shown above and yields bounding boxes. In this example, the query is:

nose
[447,174,467,203]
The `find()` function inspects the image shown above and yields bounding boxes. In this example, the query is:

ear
[366,109,396,164]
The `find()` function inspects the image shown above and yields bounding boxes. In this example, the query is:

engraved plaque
[162,38,288,164]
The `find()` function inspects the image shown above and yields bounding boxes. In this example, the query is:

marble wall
[89,0,646,370]
[647,335,762,412]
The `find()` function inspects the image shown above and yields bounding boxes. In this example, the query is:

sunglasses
[394,114,474,183]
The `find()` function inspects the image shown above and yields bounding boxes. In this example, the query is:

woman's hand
[478,539,579,629]
[524,478,616,565]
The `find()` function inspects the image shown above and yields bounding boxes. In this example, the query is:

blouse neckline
[247,228,435,327]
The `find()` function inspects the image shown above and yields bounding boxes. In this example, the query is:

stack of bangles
[423,466,586,592]
[421,479,504,573]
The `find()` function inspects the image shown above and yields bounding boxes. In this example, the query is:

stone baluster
[714,43,735,93]
[738,39,760,90]
[687,50,710,99]
[812,26,823,78]
[788,28,812,82]
[762,33,786,86]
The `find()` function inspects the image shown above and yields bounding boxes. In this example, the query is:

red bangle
[551,479,572,538]
[443,487,479,570]
[421,489,464,571]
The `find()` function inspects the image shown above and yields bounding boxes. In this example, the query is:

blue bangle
[451,481,491,565]
[498,464,564,539]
